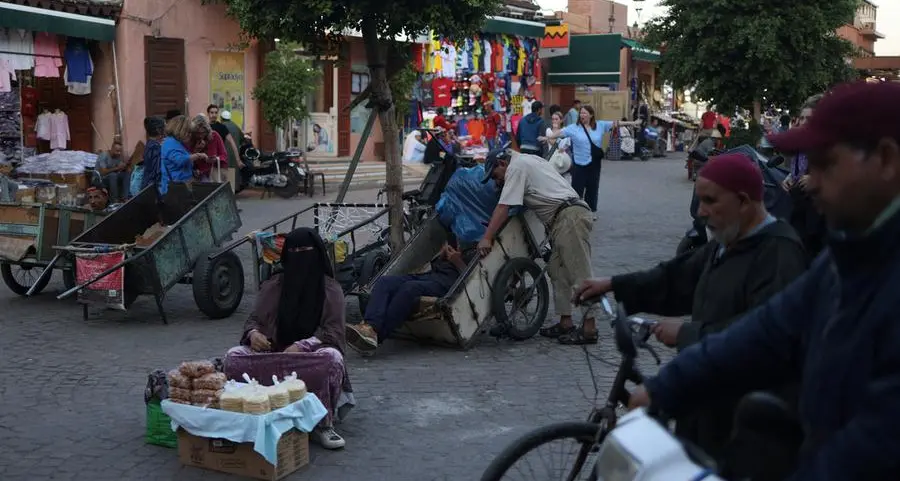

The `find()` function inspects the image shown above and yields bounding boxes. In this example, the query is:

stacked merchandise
[15,150,97,174]
[0,88,27,163]
[166,361,227,407]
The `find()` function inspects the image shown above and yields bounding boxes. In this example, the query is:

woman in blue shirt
[541,106,640,213]
[160,115,207,195]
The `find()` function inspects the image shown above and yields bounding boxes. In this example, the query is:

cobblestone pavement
[0,158,694,481]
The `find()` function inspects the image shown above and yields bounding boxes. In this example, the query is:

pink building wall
[92,0,259,153]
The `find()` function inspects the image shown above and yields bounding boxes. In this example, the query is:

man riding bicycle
[578,81,900,480]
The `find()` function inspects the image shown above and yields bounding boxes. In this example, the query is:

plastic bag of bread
[242,384,271,415]
[166,369,191,389]
[193,372,226,391]
[192,389,221,407]
[178,360,216,378]
[266,384,290,410]
[219,389,245,412]
[168,387,192,403]
[282,372,307,403]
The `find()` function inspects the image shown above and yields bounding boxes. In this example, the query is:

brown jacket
[239,273,347,353]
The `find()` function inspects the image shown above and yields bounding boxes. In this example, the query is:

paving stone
[0,158,693,480]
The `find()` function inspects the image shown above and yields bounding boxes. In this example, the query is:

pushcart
[55,182,244,323]
[353,155,552,349]
[214,202,392,294]
[0,202,106,295]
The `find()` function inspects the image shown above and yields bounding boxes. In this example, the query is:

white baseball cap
[221,110,232,120]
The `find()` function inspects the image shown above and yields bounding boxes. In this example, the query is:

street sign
[540,24,569,58]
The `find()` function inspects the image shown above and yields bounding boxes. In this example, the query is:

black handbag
[581,124,604,162]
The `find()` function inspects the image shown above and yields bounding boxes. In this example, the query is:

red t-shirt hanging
[411,44,425,72]
[484,112,500,138]
[432,77,454,108]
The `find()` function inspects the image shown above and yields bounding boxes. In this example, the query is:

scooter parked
[236,135,307,198]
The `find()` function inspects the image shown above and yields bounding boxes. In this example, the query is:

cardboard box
[177,429,309,480]
[15,186,35,203]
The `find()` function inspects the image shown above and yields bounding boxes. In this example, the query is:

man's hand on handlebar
[651,320,684,348]
[572,278,613,304]
[627,386,652,411]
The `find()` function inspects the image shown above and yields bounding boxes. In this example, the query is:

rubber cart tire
[193,250,245,319]
[491,257,550,340]
[1,260,51,296]
[358,249,390,288]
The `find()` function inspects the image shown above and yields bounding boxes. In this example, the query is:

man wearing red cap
[573,151,807,458]
[608,81,900,481]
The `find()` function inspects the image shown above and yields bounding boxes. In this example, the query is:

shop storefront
[409,16,546,157]
[621,37,660,112]
[0,1,119,163]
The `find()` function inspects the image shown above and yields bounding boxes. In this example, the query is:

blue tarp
[436,164,500,244]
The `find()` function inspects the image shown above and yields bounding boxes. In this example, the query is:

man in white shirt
[477,147,598,345]
[402,129,427,164]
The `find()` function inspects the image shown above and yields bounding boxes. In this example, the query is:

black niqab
[276,228,333,349]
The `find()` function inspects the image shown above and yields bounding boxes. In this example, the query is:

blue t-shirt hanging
[64,38,93,83]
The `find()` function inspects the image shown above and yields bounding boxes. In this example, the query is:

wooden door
[34,77,93,153]
[144,37,186,117]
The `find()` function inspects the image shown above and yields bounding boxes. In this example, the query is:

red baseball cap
[768,81,900,153]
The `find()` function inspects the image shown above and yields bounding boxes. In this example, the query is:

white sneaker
[313,426,345,450]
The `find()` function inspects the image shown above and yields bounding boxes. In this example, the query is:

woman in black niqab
[275,227,334,350]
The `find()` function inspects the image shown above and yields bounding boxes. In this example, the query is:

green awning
[621,38,660,62]
[0,3,117,42]
[482,16,546,38]
[548,34,622,85]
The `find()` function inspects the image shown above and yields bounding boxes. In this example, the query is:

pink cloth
[49,112,70,150]
[34,33,63,78]
[225,336,352,426]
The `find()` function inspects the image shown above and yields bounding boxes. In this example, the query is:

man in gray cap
[478,145,596,344]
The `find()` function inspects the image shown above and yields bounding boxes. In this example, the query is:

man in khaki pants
[478,147,596,345]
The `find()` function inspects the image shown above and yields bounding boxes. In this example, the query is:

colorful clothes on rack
[33,33,63,78]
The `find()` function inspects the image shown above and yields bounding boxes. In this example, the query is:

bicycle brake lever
[642,343,662,365]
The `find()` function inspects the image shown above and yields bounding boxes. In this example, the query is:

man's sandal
[558,329,599,345]
[539,323,576,339]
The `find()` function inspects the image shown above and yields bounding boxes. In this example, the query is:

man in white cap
[478,146,596,344]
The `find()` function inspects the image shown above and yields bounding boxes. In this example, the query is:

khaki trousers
[547,206,594,316]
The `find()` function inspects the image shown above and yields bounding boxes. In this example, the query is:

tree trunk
[360,19,404,252]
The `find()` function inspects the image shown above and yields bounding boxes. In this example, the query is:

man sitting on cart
[478,146,597,345]
[345,236,475,354]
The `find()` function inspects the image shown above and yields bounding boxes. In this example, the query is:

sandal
[539,323,576,339]
[558,329,599,345]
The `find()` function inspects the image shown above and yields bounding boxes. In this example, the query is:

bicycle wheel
[480,422,602,481]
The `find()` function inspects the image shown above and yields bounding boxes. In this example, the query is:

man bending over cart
[478,147,596,345]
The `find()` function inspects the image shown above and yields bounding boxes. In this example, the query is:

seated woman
[226,227,354,450]
[345,238,474,354]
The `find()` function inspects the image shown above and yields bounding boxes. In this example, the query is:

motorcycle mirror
[766,156,785,168]
[613,302,638,359]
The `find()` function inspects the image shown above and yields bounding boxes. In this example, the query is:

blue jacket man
[577,81,900,480]
[516,101,546,156]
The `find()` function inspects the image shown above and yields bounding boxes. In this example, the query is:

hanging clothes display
[0,28,35,70]
[0,60,14,93]
[34,32,63,78]
[63,38,93,95]
[36,110,52,140]
[49,110,70,150]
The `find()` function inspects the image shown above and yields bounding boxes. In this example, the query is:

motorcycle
[675,146,791,256]
[236,135,307,199]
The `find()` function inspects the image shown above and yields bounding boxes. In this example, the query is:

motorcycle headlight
[594,437,641,481]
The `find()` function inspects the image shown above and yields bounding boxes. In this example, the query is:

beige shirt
[498,152,582,225]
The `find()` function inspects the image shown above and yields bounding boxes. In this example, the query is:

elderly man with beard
[574,152,807,459]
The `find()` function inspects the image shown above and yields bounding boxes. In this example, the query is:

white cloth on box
[161,394,327,466]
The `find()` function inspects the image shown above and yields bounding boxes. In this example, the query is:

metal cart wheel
[358,248,390,288]
[491,257,550,340]
[1,259,52,296]
[193,250,245,319]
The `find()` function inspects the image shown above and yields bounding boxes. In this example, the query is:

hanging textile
[34,32,63,78]
[64,38,94,95]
